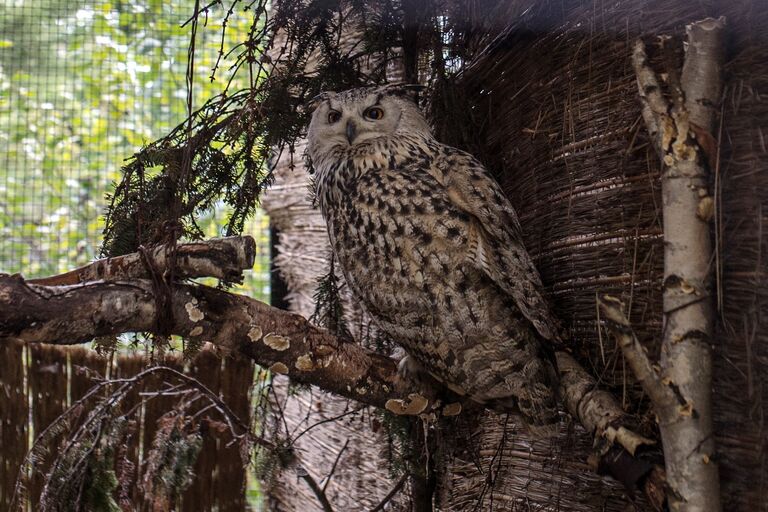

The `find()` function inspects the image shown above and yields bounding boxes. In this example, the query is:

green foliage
[309,254,352,339]
[375,409,417,480]
[15,366,250,511]
[142,411,204,508]
[100,0,387,259]
[0,0,269,282]
[40,416,128,512]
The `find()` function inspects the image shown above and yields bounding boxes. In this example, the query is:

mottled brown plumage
[307,85,560,427]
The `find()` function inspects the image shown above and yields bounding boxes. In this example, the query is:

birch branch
[557,350,665,511]
[630,20,725,511]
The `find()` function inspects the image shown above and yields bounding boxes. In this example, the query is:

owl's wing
[430,148,560,342]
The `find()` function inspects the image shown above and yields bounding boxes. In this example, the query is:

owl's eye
[327,110,341,124]
[363,107,384,121]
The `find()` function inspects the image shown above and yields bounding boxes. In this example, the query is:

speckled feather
[307,85,560,426]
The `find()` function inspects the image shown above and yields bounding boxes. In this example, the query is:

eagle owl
[306,84,560,428]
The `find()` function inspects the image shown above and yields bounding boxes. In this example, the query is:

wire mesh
[0,0,270,301]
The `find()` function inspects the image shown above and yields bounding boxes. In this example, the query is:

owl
[306,84,560,428]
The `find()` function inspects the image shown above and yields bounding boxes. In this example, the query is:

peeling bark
[557,351,665,511]
[631,17,725,512]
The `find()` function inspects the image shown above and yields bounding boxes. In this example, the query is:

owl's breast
[321,163,485,331]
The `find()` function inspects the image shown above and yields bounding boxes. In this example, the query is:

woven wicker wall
[432,1,766,509]
[262,0,766,510]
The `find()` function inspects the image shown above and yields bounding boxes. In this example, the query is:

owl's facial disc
[322,95,400,146]
[307,86,432,162]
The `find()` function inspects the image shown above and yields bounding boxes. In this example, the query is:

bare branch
[632,39,668,151]
[29,236,256,286]
[322,439,349,493]
[0,274,399,409]
[297,465,334,512]
[369,473,408,512]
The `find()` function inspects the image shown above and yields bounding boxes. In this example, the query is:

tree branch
[368,473,408,512]
[557,350,664,511]
[0,274,398,409]
[297,465,335,512]
[632,17,725,512]
[28,236,256,286]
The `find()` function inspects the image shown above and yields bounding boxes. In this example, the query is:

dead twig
[322,439,349,493]
[369,473,408,512]
[297,465,335,512]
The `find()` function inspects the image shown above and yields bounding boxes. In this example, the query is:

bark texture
[27,236,256,286]
[0,275,398,409]
[630,18,725,512]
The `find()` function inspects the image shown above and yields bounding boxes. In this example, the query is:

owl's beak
[345,120,357,144]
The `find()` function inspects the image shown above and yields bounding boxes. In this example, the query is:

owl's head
[306,84,431,160]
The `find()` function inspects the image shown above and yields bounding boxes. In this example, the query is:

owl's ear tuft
[306,91,334,112]
[383,83,425,102]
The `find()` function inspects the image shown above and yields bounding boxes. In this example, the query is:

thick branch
[632,20,725,511]
[0,274,398,408]
[28,236,256,286]
[557,350,664,511]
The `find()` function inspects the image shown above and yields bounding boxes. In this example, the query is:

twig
[369,473,408,512]
[322,439,349,493]
[292,406,366,444]
[595,296,677,412]
[297,465,335,512]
